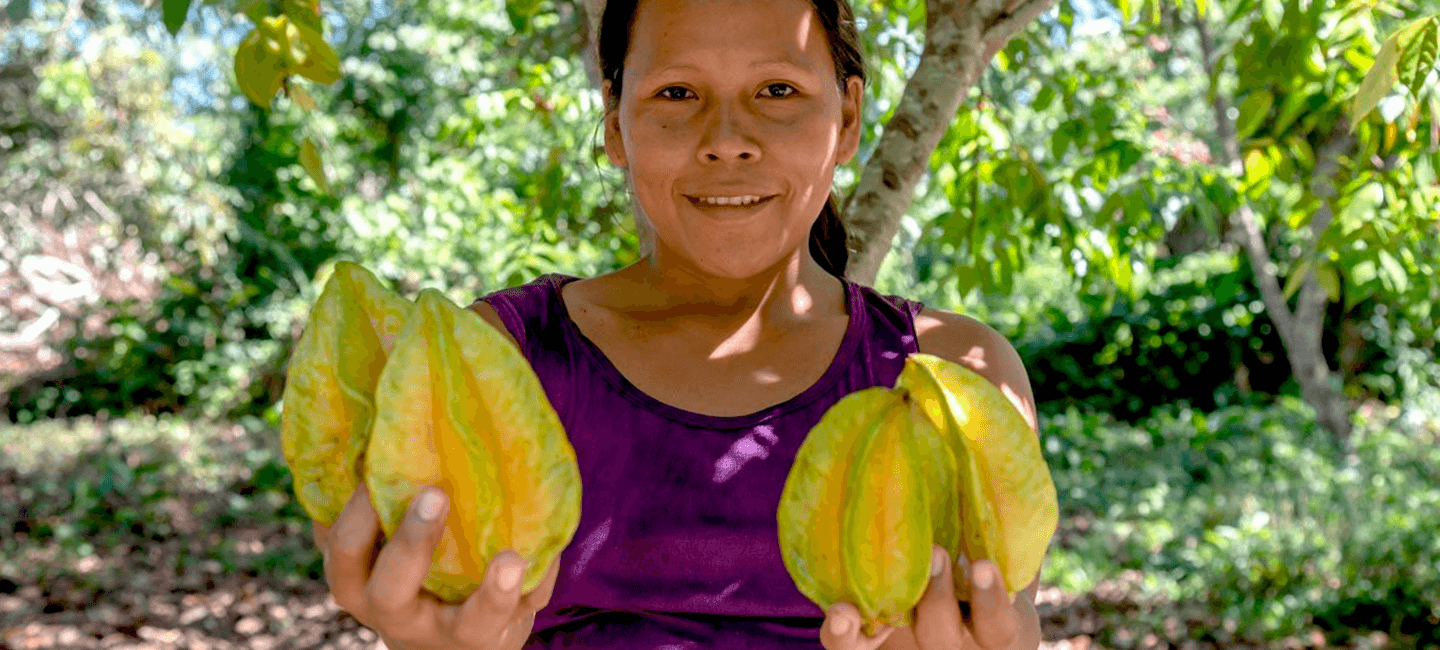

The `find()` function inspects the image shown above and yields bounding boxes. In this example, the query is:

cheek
[625,123,692,187]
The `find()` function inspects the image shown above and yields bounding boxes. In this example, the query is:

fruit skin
[365,289,582,603]
[896,353,1058,600]
[777,353,1058,633]
[281,261,413,527]
[778,388,938,637]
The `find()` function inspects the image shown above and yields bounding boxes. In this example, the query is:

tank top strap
[843,278,926,387]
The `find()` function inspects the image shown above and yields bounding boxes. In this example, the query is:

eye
[759,83,798,98]
[657,86,695,100]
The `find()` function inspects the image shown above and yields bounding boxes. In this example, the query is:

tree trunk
[840,0,1057,286]
[575,0,604,92]
[1194,12,1354,439]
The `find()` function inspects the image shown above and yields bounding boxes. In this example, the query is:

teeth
[695,195,765,206]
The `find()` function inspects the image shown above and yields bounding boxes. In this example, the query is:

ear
[602,81,629,168]
[836,75,864,166]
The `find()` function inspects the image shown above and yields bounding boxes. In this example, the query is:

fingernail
[974,563,995,590]
[830,616,851,636]
[498,561,524,591]
[415,489,444,522]
[931,546,946,577]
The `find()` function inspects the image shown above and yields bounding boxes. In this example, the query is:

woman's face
[604,0,863,279]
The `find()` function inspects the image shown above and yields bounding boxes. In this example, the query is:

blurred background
[1,0,1437,647]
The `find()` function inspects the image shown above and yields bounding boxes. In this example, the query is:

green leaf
[1316,263,1341,303]
[1243,148,1273,197]
[1119,0,1133,22]
[997,245,1016,295]
[1260,0,1283,31]
[280,0,323,31]
[1396,17,1438,99]
[1234,90,1274,141]
[1033,85,1056,112]
[1098,192,1126,228]
[1195,0,1207,19]
[290,21,341,85]
[1283,257,1311,301]
[1286,201,1317,230]
[299,138,330,195]
[1287,137,1316,171]
[6,0,30,22]
[1112,251,1133,298]
[1378,249,1409,293]
[234,26,287,109]
[163,0,194,35]
[236,0,267,24]
[506,0,543,31]
[1345,260,1377,311]
[1051,127,1072,160]
[1350,17,1432,131]
[1212,273,1239,305]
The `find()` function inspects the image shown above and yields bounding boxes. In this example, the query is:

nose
[697,101,760,164]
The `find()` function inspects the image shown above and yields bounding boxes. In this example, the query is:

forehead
[626,0,832,74]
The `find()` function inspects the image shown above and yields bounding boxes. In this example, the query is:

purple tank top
[473,273,926,649]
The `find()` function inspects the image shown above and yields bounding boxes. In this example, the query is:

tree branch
[843,0,1056,285]
[1195,8,1355,438]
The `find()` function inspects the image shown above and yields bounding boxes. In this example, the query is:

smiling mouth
[686,195,778,207]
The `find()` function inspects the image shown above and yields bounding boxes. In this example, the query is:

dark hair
[597,0,866,278]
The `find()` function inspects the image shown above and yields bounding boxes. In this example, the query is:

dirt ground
[0,555,1379,650]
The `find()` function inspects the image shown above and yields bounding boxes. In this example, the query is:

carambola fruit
[777,353,1058,637]
[280,264,582,604]
[281,261,413,526]
[897,353,1058,602]
[365,289,582,602]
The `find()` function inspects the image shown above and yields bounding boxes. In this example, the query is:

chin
[693,252,797,281]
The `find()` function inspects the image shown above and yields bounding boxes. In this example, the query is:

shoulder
[913,307,1037,433]
[466,299,522,351]
[461,274,577,352]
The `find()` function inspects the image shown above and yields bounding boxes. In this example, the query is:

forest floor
[0,521,1391,650]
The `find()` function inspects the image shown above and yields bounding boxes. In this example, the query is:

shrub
[1041,398,1440,645]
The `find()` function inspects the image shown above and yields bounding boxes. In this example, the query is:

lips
[685,194,779,208]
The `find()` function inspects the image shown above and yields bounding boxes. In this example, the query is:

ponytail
[808,195,850,278]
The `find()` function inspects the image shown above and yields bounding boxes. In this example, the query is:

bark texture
[1195,13,1355,439]
[841,0,1058,286]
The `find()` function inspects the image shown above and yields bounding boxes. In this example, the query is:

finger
[313,520,331,554]
[449,549,531,643]
[325,485,382,615]
[820,602,896,650]
[913,545,965,650]
[965,559,1020,650]
[366,487,448,633]
[520,554,563,612]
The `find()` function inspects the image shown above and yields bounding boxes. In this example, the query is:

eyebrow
[650,57,817,77]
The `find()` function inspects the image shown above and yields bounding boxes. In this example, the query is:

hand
[820,546,1038,650]
[312,485,561,650]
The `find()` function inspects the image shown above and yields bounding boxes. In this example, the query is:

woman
[311,0,1044,648]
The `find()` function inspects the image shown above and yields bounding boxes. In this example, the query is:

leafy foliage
[1042,400,1440,645]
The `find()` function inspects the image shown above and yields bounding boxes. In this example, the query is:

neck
[617,246,845,344]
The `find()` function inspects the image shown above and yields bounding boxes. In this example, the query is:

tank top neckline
[539,273,868,430]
